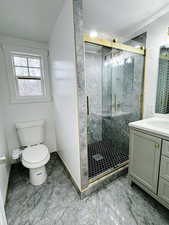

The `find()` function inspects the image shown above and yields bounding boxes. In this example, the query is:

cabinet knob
[154,143,160,149]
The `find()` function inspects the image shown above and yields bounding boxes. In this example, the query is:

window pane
[29,68,41,77]
[13,56,27,66]
[17,79,42,96]
[28,58,40,67]
[15,67,28,76]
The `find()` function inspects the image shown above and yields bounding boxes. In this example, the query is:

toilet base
[29,166,47,185]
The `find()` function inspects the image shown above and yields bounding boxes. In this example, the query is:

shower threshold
[88,141,129,183]
[89,160,129,183]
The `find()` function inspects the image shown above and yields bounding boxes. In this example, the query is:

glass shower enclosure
[85,41,145,182]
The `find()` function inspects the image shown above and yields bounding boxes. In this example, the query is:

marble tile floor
[5,153,169,225]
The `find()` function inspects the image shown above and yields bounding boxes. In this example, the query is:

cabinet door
[158,178,169,204]
[162,140,169,158]
[129,130,161,193]
[160,155,169,182]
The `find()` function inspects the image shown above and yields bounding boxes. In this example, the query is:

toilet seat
[22,144,50,169]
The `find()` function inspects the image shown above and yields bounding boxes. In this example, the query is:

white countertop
[129,115,169,137]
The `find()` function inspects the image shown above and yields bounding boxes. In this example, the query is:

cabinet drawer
[160,155,169,182]
[158,178,169,204]
[162,140,169,157]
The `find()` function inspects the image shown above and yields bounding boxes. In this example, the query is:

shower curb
[80,165,128,199]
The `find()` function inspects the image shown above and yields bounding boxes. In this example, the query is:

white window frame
[3,44,51,103]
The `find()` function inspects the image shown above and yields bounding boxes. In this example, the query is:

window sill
[10,95,52,104]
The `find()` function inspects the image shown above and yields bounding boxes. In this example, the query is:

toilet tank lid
[16,120,44,129]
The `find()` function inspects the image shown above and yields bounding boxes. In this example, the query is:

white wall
[0,110,10,203]
[49,0,81,189]
[0,75,10,203]
[0,189,7,225]
[131,13,169,118]
[0,39,57,158]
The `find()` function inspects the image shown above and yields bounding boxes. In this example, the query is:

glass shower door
[102,49,144,155]
[85,42,145,181]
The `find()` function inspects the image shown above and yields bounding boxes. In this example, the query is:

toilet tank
[16,120,45,146]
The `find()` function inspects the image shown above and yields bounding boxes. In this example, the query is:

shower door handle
[87,96,90,115]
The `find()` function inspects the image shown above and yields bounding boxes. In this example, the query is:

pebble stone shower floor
[88,141,128,179]
[5,152,169,225]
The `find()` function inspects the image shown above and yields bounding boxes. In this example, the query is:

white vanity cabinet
[129,128,169,210]
[129,130,161,193]
[158,178,169,204]
[158,141,169,203]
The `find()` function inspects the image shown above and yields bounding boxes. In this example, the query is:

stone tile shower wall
[102,47,113,113]
[85,51,103,144]
[73,0,88,189]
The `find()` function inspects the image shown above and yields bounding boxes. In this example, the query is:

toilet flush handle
[12,149,22,160]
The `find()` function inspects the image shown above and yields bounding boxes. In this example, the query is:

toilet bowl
[16,120,50,186]
[22,144,50,185]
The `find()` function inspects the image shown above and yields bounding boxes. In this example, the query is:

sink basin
[146,119,169,130]
[129,116,169,137]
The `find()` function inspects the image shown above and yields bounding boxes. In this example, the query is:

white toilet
[16,120,50,186]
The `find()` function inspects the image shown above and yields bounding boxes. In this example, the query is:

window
[4,45,51,103]
[12,54,43,97]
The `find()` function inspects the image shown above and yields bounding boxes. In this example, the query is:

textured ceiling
[0,0,168,42]
[84,0,169,39]
[0,0,64,42]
